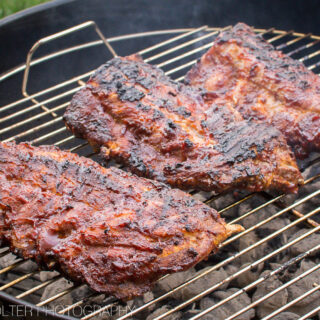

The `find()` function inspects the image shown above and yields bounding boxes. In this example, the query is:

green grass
[0,0,49,19]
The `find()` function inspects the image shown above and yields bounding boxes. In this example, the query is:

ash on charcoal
[237,231,268,265]
[288,229,320,258]
[38,270,60,282]
[287,165,320,224]
[231,262,264,288]
[271,311,300,320]
[252,271,288,318]
[0,253,18,268]
[156,267,229,301]
[14,260,38,273]
[182,308,203,319]
[284,260,320,315]
[234,197,275,229]
[155,268,196,296]
[209,192,248,219]
[198,288,254,320]
[192,191,213,203]
[87,293,106,305]
[256,217,297,242]
[130,291,156,316]
[255,217,296,261]
[206,247,237,267]
[110,300,136,320]
[0,258,40,304]
[40,277,73,310]
[71,285,92,304]
[224,264,239,287]
[146,305,182,320]
[4,274,41,304]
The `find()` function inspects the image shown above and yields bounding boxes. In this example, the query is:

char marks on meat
[185,23,320,159]
[64,55,302,194]
[0,141,241,300]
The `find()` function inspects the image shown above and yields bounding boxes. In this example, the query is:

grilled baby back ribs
[185,23,320,159]
[0,141,242,300]
[64,55,302,194]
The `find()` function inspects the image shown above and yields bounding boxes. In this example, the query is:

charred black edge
[64,57,303,195]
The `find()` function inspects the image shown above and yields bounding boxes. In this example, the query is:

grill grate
[0,22,320,320]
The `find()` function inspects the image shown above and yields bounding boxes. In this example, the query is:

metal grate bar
[222,190,320,247]
[58,292,100,315]
[0,87,79,126]
[0,29,206,83]
[192,245,320,320]
[6,117,63,142]
[32,127,67,144]
[218,193,255,215]
[300,48,320,62]
[299,304,320,320]
[1,102,69,141]
[258,28,275,36]
[165,58,198,76]
[276,32,312,50]
[0,260,24,275]
[22,21,116,97]
[0,271,37,291]
[156,42,213,68]
[138,25,208,55]
[69,142,89,152]
[0,70,92,114]
[228,193,283,224]
[153,224,320,320]
[36,285,81,307]
[308,61,320,70]
[144,28,225,63]
[15,276,62,299]
[262,283,320,320]
[267,30,293,43]
[54,135,76,147]
[81,300,118,320]
[291,208,319,227]
[287,38,320,56]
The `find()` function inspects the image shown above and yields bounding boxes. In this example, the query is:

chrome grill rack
[0,22,319,320]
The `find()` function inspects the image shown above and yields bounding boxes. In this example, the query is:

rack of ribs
[185,23,320,159]
[64,55,303,194]
[0,141,242,300]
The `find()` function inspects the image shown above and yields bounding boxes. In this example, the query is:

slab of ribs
[0,142,242,299]
[185,23,320,159]
[64,55,303,195]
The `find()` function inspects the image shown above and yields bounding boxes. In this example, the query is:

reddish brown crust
[0,141,234,300]
[185,23,320,159]
[64,55,302,194]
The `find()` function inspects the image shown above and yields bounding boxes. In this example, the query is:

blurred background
[0,0,319,96]
[1,0,320,73]
[0,0,48,18]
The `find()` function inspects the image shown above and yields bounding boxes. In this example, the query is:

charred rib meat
[185,23,320,159]
[0,141,242,300]
[64,55,302,194]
